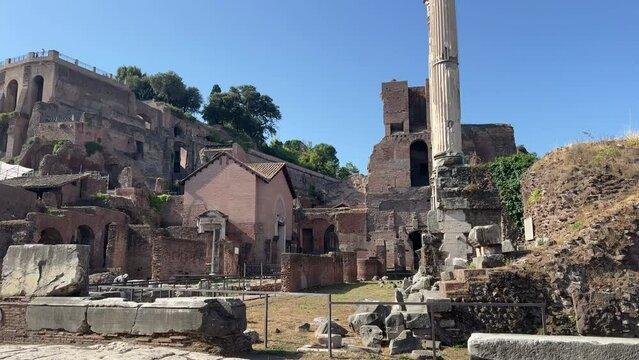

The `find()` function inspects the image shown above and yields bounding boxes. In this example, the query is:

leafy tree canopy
[265,139,359,179]
[203,85,281,146]
[116,66,202,114]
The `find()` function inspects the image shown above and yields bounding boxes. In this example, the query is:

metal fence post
[328,294,333,358]
[541,304,547,335]
[260,263,263,287]
[264,294,269,349]
[428,303,436,360]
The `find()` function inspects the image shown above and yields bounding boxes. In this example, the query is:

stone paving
[0,342,246,360]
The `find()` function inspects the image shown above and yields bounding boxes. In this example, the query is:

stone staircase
[439,269,490,298]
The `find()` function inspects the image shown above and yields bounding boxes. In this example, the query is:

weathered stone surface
[315,320,348,337]
[389,330,423,355]
[468,225,501,248]
[404,311,430,329]
[317,334,342,348]
[501,240,515,253]
[1,245,89,297]
[411,349,435,359]
[468,333,639,360]
[395,288,407,311]
[26,297,89,333]
[348,312,381,333]
[354,301,391,322]
[452,257,468,269]
[385,312,406,341]
[243,329,260,344]
[359,325,384,348]
[132,297,246,337]
[0,342,236,359]
[473,254,505,269]
[86,298,140,334]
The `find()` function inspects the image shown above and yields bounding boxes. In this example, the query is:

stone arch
[74,225,94,246]
[40,228,63,245]
[408,231,422,271]
[4,80,18,112]
[410,140,430,187]
[174,126,183,137]
[323,224,339,253]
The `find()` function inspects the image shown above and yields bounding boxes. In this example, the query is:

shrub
[52,139,71,155]
[487,153,538,237]
[148,194,171,212]
[528,188,542,205]
[593,145,621,164]
[84,141,103,156]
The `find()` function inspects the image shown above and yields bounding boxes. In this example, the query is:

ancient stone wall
[0,183,38,221]
[461,124,517,163]
[152,227,210,279]
[281,252,344,291]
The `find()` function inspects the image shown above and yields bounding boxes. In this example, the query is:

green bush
[593,145,621,164]
[487,153,538,237]
[84,141,103,156]
[148,194,171,212]
[528,188,542,205]
[52,139,71,155]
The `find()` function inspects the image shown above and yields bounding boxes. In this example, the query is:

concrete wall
[281,252,344,292]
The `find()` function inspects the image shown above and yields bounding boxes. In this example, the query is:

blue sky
[2,0,638,173]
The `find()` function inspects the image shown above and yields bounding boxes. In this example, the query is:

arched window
[40,228,63,244]
[32,76,44,103]
[323,225,339,253]
[4,80,18,112]
[410,141,429,187]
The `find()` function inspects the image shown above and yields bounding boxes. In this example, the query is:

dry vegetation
[243,282,467,359]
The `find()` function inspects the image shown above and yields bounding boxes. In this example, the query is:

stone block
[348,312,381,333]
[421,291,452,313]
[315,320,348,337]
[26,297,89,332]
[87,298,140,334]
[468,333,639,360]
[473,254,505,269]
[404,312,430,329]
[468,225,501,248]
[359,325,384,348]
[243,329,260,344]
[1,245,89,297]
[385,312,406,340]
[502,240,515,253]
[354,301,391,322]
[524,217,534,241]
[132,297,246,337]
[317,334,342,348]
[411,350,435,359]
[389,330,423,355]
[452,269,487,282]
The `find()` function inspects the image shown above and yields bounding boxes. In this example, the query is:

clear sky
[2,0,638,173]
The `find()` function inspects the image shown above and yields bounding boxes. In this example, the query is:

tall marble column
[426,0,463,161]
[425,0,473,272]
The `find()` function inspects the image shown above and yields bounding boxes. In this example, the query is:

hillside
[517,135,639,336]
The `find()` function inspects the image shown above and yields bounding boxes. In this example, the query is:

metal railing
[92,282,546,359]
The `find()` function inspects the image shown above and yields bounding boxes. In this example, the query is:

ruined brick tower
[425,0,473,271]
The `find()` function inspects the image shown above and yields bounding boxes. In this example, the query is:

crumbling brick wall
[281,252,344,291]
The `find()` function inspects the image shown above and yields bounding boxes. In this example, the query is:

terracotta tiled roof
[245,162,286,181]
[0,174,88,190]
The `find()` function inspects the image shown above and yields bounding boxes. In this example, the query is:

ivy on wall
[486,153,537,236]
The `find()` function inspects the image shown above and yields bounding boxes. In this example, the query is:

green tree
[116,66,155,101]
[337,162,360,179]
[202,85,281,146]
[148,71,202,113]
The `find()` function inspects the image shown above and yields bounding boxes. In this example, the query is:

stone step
[439,281,467,295]
[452,269,487,282]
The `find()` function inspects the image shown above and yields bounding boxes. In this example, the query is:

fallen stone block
[87,298,140,334]
[317,334,342,348]
[412,349,435,359]
[473,254,505,269]
[348,312,381,333]
[1,244,89,297]
[359,325,383,348]
[315,320,348,337]
[132,297,246,337]
[243,329,261,344]
[468,333,639,360]
[354,301,391,322]
[385,312,406,340]
[26,297,90,333]
[404,312,430,330]
[297,323,311,332]
[468,224,501,247]
[502,239,515,253]
[389,330,423,355]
